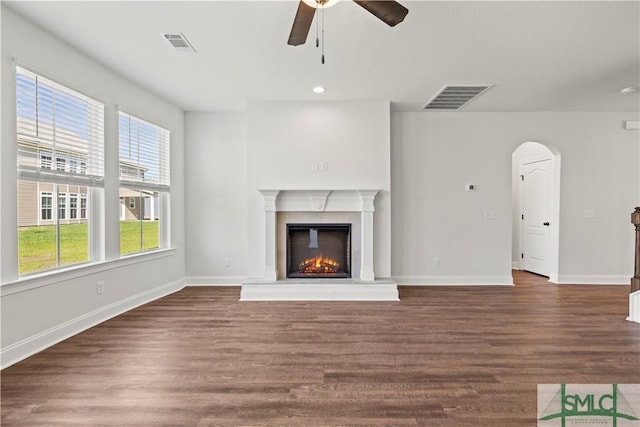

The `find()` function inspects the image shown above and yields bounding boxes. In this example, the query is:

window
[58,192,66,220]
[40,152,52,169]
[56,156,66,171]
[41,192,53,220]
[80,195,87,219]
[119,112,169,255]
[16,67,104,275]
[69,193,78,219]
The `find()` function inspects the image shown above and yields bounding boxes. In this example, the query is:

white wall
[0,6,185,367]
[185,109,637,286]
[184,103,392,282]
[184,112,248,283]
[246,101,392,279]
[391,112,638,284]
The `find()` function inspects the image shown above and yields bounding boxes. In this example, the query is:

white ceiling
[6,1,640,112]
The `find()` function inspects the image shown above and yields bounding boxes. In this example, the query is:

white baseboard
[512,261,521,270]
[628,290,640,323]
[393,275,514,286]
[185,276,245,286]
[556,275,630,285]
[1,278,185,370]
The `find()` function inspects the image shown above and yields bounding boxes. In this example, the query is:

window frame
[58,192,67,220]
[16,66,104,276]
[80,195,87,220]
[40,191,53,221]
[69,193,78,219]
[118,111,170,256]
[56,156,66,172]
[40,152,52,170]
[11,65,174,280]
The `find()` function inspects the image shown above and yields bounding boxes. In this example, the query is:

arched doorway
[512,141,561,283]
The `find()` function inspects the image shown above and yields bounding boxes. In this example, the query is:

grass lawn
[120,220,159,255]
[18,221,158,275]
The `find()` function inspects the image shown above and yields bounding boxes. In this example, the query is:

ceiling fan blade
[352,0,408,27]
[288,1,317,46]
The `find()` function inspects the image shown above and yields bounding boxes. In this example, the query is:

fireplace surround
[277,211,361,281]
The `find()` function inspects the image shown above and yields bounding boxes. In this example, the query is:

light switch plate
[484,210,496,220]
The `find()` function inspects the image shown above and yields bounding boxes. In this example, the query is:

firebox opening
[287,224,351,279]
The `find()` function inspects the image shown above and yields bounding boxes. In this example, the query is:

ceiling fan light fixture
[287,0,408,49]
[313,86,326,94]
[302,0,340,9]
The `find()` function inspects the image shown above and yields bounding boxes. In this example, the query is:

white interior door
[521,158,553,276]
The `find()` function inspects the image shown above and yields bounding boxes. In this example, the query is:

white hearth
[240,189,399,301]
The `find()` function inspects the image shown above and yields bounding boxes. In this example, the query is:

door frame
[512,141,561,283]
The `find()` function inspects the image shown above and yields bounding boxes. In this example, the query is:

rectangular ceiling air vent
[162,33,196,53]
[422,85,493,110]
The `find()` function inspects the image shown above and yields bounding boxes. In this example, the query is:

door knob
[543,222,550,226]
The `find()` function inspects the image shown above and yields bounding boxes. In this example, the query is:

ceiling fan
[287,0,409,47]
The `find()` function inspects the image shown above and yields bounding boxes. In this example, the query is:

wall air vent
[162,33,196,53]
[422,85,493,110]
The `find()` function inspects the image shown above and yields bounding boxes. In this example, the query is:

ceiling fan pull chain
[321,4,325,64]
[315,2,319,48]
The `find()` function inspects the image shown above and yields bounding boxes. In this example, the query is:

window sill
[1,248,178,297]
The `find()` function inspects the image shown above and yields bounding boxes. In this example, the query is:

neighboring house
[119,188,159,222]
[18,181,88,228]
[17,127,157,227]
[16,118,91,228]
[118,159,158,222]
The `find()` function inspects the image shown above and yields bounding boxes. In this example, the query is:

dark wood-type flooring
[2,271,639,426]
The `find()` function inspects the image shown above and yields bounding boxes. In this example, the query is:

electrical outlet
[96,281,105,295]
[320,161,328,172]
[433,258,440,267]
[224,258,231,268]
[311,161,318,171]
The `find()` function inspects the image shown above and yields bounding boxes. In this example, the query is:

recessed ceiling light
[313,86,325,94]
[620,86,639,95]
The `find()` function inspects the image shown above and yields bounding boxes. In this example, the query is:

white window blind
[118,112,170,192]
[16,67,104,187]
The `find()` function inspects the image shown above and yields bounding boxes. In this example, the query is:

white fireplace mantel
[242,189,398,301]
[259,189,379,214]
[258,189,379,282]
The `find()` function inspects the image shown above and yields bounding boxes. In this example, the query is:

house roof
[4,1,639,112]
[119,188,155,198]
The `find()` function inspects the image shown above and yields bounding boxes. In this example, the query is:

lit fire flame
[298,254,340,274]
